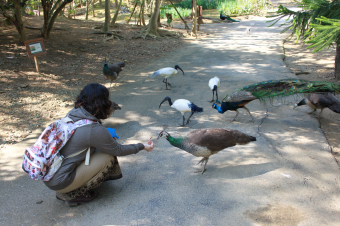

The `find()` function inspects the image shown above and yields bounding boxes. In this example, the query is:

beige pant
[57,152,116,193]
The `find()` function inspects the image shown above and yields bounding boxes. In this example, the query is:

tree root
[92,31,125,40]
[132,28,183,40]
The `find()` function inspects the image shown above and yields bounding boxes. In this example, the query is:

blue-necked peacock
[212,79,340,122]
[220,12,240,22]
[157,128,256,174]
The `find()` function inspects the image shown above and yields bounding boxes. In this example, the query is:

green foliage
[218,0,270,16]
[160,6,191,19]
[267,0,340,42]
[305,17,340,52]
[174,0,218,10]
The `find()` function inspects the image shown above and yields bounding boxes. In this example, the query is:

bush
[160,6,191,19]
[175,0,218,10]
[217,0,270,16]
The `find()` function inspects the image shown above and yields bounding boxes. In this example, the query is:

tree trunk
[110,0,122,25]
[141,0,145,26]
[45,0,73,38]
[126,1,138,24]
[102,0,110,32]
[168,0,189,30]
[114,0,118,8]
[86,0,89,19]
[13,0,27,42]
[92,0,95,16]
[146,0,160,36]
[41,0,52,37]
[191,0,197,36]
[335,44,340,80]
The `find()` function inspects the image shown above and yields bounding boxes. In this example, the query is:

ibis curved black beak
[159,96,171,108]
[175,65,184,75]
[178,66,184,75]
[159,99,166,109]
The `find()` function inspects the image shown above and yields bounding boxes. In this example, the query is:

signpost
[24,38,47,73]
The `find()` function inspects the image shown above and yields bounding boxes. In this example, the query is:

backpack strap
[65,147,91,165]
[61,116,97,165]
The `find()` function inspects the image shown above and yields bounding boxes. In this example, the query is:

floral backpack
[22,116,97,181]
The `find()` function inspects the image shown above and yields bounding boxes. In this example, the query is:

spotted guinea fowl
[159,96,203,126]
[208,76,220,103]
[212,79,340,122]
[294,93,340,119]
[157,128,256,174]
[103,58,126,87]
[151,65,184,90]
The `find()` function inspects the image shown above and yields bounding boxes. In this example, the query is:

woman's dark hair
[75,83,112,119]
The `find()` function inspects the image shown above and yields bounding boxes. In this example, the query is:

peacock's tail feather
[222,79,340,102]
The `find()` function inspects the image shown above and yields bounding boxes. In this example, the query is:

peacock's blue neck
[214,104,224,114]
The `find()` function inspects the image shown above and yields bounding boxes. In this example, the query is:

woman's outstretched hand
[143,140,154,152]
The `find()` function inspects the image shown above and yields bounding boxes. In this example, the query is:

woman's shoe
[56,191,98,207]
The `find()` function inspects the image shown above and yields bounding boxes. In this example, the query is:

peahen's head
[103,58,109,75]
[157,131,170,140]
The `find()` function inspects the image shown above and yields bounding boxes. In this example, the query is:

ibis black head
[159,96,172,108]
[174,65,184,75]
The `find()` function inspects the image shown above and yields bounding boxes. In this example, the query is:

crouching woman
[44,83,154,206]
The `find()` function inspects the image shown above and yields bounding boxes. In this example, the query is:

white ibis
[151,65,184,90]
[159,96,203,126]
[208,76,220,103]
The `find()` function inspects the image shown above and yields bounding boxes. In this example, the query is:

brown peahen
[294,93,340,120]
[111,101,121,113]
[158,128,256,174]
[212,79,340,122]
[103,58,126,87]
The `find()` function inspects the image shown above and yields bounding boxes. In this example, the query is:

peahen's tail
[223,79,340,102]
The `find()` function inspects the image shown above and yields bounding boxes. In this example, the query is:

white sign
[29,42,43,54]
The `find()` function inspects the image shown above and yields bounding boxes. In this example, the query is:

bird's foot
[197,158,206,165]
[208,100,215,103]
[195,169,206,174]
[178,124,186,127]
[249,118,255,123]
